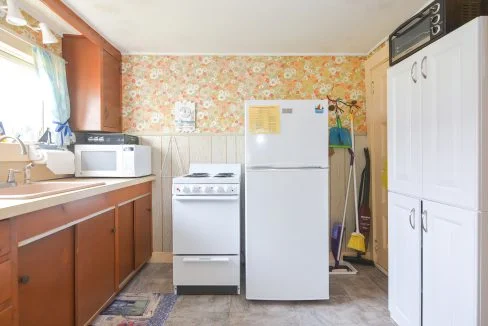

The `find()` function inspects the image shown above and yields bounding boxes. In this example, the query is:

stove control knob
[217,186,225,193]
[182,186,191,193]
[192,185,202,193]
[204,186,213,193]
[226,186,235,193]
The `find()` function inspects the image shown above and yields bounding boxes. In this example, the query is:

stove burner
[185,173,210,178]
[214,173,235,178]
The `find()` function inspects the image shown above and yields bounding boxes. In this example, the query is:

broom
[347,112,366,253]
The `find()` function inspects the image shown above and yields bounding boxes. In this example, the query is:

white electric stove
[172,164,241,295]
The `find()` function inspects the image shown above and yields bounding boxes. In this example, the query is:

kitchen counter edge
[0,175,157,220]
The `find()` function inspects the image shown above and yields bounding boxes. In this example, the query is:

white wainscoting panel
[138,134,367,254]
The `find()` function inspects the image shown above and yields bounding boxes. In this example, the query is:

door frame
[365,43,389,272]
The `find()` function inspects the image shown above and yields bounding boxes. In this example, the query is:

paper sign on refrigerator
[248,105,281,134]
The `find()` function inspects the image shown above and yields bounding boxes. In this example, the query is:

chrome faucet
[1,135,31,186]
[0,135,27,155]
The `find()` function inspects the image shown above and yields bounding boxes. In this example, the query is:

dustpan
[329,111,352,148]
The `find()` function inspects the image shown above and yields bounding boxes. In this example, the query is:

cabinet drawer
[0,260,12,305]
[0,305,13,326]
[0,221,10,257]
[173,256,239,286]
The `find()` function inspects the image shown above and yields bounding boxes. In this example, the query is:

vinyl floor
[121,263,395,326]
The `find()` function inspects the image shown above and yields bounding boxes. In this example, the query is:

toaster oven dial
[182,186,190,193]
[431,14,440,25]
[431,3,440,14]
[192,185,202,193]
[204,186,214,193]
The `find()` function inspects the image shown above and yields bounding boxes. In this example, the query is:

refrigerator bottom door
[245,169,329,300]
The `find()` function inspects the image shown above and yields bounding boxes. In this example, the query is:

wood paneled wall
[140,134,368,256]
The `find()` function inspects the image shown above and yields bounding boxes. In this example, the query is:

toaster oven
[389,0,488,66]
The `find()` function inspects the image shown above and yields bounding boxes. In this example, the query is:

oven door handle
[174,196,239,201]
[182,257,230,263]
[390,10,428,37]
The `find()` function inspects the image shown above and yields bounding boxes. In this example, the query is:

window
[0,40,50,142]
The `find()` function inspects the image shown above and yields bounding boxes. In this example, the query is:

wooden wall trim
[41,0,121,60]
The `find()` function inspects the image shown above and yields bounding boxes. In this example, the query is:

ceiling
[61,0,427,55]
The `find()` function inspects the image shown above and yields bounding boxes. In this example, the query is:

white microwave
[75,144,151,178]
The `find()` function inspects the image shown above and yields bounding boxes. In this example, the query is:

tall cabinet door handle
[411,62,418,83]
[421,56,427,79]
[409,208,416,229]
[421,210,428,232]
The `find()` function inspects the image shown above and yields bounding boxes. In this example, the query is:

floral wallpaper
[0,6,62,56]
[122,55,367,134]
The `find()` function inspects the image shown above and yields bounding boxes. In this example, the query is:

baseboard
[375,263,388,276]
[150,251,173,263]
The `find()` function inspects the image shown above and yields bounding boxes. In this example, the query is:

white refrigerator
[245,99,329,300]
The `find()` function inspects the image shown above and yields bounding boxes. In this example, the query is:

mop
[347,113,366,253]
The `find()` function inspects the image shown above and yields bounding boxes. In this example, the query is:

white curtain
[32,46,74,146]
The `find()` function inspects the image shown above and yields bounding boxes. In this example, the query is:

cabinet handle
[19,275,30,284]
[422,210,428,232]
[411,61,418,83]
[111,227,116,234]
[421,56,427,79]
[409,208,416,229]
[146,208,152,213]
[104,106,109,119]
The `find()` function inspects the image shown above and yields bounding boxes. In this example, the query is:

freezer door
[245,100,329,167]
[245,169,329,300]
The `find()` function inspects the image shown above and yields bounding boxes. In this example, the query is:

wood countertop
[0,176,156,220]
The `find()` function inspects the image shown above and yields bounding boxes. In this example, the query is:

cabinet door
[388,192,421,326]
[134,195,152,269]
[18,228,75,326]
[387,54,422,197]
[118,202,134,285]
[422,200,477,326]
[76,210,115,326]
[102,50,121,131]
[420,20,480,210]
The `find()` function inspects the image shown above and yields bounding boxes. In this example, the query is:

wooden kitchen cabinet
[18,228,75,326]
[76,210,116,326]
[134,195,152,269]
[1,181,152,326]
[63,36,121,132]
[118,202,135,285]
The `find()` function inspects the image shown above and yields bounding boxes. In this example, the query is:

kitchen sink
[0,181,105,199]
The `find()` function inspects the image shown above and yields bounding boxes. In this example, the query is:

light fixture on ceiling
[5,0,27,26]
[39,22,58,44]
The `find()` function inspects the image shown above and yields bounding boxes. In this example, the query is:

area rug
[91,293,177,326]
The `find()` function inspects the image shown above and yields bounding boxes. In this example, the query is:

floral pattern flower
[122,55,367,134]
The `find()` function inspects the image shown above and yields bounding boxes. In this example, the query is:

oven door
[75,145,124,177]
[172,195,240,255]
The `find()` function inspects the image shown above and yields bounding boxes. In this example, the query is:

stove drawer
[173,255,240,286]
[172,195,240,254]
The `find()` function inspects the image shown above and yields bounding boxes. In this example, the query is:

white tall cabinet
[388,17,488,326]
